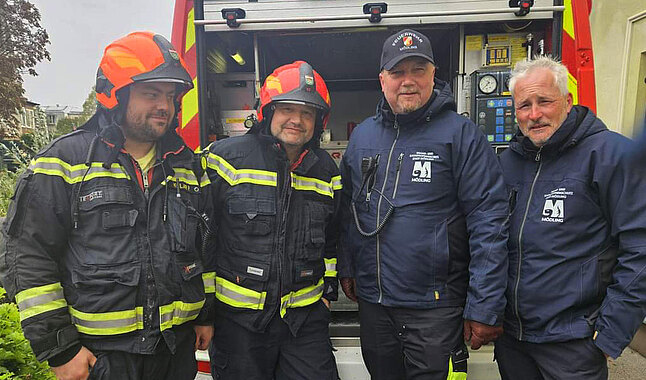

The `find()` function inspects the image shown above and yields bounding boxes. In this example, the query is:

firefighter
[495,56,646,380]
[338,29,510,379]
[0,31,215,380]
[204,61,340,379]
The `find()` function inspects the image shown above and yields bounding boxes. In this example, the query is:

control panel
[470,69,518,145]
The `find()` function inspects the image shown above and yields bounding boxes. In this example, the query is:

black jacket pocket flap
[79,186,133,211]
[228,197,276,216]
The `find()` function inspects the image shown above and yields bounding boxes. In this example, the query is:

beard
[123,110,171,143]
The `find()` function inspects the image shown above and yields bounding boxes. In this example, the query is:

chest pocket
[76,185,138,265]
[300,201,332,260]
[225,197,276,254]
[167,193,199,255]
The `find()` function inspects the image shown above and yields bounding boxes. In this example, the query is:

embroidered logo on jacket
[79,190,103,203]
[541,187,573,223]
[410,151,439,183]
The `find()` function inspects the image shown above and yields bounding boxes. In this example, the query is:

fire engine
[171,1,596,378]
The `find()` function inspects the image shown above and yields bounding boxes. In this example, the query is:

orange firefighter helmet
[258,61,331,129]
[95,31,193,110]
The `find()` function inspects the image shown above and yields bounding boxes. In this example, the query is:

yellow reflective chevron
[280,278,324,317]
[202,272,216,294]
[159,299,205,331]
[206,153,277,187]
[291,173,341,198]
[30,157,130,184]
[215,276,267,310]
[69,306,144,335]
[15,283,68,321]
[324,258,337,277]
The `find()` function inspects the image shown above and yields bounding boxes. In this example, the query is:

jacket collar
[376,78,457,129]
[509,105,598,160]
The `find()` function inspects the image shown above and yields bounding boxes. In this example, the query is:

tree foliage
[0,287,56,379]
[54,87,96,137]
[0,0,50,131]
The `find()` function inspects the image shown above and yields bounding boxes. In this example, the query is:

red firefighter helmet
[258,61,331,129]
[95,31,193,110]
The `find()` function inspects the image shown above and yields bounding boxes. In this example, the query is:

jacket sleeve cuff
[593,329,623,359]
[47,343,82,367]
[323,277,338,302]
[463,304,502,326]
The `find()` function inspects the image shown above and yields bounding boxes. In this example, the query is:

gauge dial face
[478,74,498,94]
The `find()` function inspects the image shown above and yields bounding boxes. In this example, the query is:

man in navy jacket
[338,28,510,379]
[496,56,646,380]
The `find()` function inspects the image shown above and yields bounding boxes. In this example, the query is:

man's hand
[51,346,96,380]
[194,325,214,351]
[340,277,357,302]
[463,320,503,350]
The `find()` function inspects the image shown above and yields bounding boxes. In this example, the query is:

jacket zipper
[392,152,404,199]
[376,118,400,303]
[514,147,543,340]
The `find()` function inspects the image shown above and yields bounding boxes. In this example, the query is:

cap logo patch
[403,36,413,47]
[392,32,424,52]
[168,50,179,60]
[305,75,314,86]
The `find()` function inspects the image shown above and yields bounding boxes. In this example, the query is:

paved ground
[608,347,646,379]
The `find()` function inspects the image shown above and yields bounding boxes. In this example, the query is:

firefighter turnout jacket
[0,113,215,363]
[204,125,341,334]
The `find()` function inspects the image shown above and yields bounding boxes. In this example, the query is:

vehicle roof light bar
[198,5,564,27]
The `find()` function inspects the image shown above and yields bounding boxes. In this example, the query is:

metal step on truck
[171,1,597,378]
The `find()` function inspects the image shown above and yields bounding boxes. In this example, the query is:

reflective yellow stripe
[567,72,579,105]
[69,306,144,335]
[280,278,324,318]
[215,276,267,310]
[448,354,467,380]
[181,77,199,129]
[159,299,205,331]
[563,0,575,39]
[30,157,130,184]
[202,272,216,294]
[331,175,342,190]
[291,173,339,198]
[185,7,195,53]
[324,258,337,278]
[206,153,277,187]
[15,283,67,321]
[160,167,211,189]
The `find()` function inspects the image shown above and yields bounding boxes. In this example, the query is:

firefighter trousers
[87,327,197,380]
[494,332,608,380]
[209,300,337,380]
[358,299,468,380]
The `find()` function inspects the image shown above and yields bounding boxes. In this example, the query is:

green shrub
[0,287,56,379]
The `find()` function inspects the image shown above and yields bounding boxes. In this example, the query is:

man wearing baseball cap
[338,28,509,379]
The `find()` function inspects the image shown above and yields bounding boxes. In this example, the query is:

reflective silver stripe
[30,158,130,184]
[16,289,64,311]
[291,174,335,198]
[159,306,201,325]
[172,168,200,185]
[215,277,266,309]
[206,153,277,186]
[72,314,143,329]
[324,259,337,277]
[331,175,342,190]
[280,279,325,318]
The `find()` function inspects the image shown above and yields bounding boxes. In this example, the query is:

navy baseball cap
[380,29,435,71]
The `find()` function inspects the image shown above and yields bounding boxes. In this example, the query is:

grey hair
[509,56,569,96]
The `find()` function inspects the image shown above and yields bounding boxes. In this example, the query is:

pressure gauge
[478,74,498,94]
